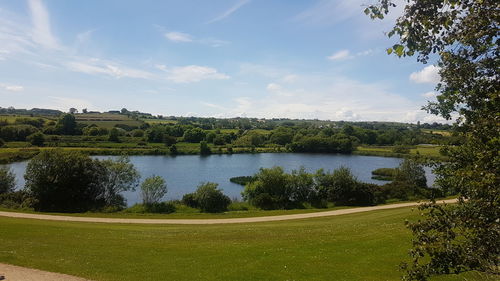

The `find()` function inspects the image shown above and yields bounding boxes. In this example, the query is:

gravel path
[0,199,456,225]
[0,263,92,281]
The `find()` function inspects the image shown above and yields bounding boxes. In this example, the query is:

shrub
[0,138,4,147]
[144,202,175,213]
[181,192,198,208]
[392,145,411,154]
[193,182,231,213]
[27,132,45,146]
[200,141,211,155]
[0,190,36,209]
[140,175,167,205]
[0,166,16,194]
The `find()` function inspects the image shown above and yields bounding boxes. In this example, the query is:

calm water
[2,154,435,206]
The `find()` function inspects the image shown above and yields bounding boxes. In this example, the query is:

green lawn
[0,207,492,281]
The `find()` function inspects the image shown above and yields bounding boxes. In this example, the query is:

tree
[120,108,128,114]
[69,108,77,114]
[140,175,167,205]
[56,114,77,135]
[100,156,140,207]
[108,128,120,142]
[367,1,499,279]
[24,150,106,212]
[200,141,211,155]
[0,166,15,194]
[27,132,45,146]
[82,108,88,114]
[183,127,206,143]
[394,159,427,191]
[193,182,231,213]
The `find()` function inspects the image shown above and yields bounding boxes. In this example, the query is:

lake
[2,153,435,206]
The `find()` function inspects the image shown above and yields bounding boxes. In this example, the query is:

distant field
[75,113,143,128]
[355,145,444,159]
[0,207,492,281]
[422,129,452,136]
[0,115,55,123]
[142,119,178,125]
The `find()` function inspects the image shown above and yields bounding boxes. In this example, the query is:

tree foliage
[0,166,15,194]
[24,150,106,212]
[140,175,167,205]
[100,156,140,207]
[367,0,499,279]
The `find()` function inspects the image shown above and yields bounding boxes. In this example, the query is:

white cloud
[206,0,251,24]
[66,59,155,79]
[1,83,24,92]
[28,0,59,49]
[327,50,351,61]
[266,83,282,92]
[410,65,441,84]
[166,65,230,83]
[164,31,193,43]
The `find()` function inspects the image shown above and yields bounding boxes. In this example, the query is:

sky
[0,0,444,123]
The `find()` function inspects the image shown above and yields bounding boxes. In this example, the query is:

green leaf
[387,48,393,55]
[394,44,404,56]
[364,7,370,15]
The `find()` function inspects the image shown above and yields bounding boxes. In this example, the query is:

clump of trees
[182,182,231,213]
[23,150,139,212]
[243,159,435,210]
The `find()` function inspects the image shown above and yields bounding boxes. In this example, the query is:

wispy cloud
[327,50,351,61]
[28,0,59,49]
[410,65,441,84]
[65,59,155,79]
[164,31,193,43]
[327,49,374,61]
[162,29,229,47]
[166,65,230,83]
[206,0,250,24]
[0,83,24,92]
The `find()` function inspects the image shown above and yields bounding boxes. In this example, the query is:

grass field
[0,207,493,281]
[355,145,444,160]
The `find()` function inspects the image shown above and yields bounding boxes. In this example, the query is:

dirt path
[0,199,456,225]
[0,263,92,281]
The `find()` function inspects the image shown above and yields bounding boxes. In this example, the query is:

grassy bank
[0,144,443,164]
[0,207,492,281]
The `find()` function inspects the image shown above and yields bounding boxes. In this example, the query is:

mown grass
[0,207,492,281]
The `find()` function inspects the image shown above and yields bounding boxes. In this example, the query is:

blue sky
[0,0,443,122]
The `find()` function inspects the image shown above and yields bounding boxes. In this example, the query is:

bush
[181,193,198,208]
[392,145,411,154]
[100,156,140,208]
[27,132,45,146]
[140,175,167,205]
[192,182,231,213]
[0,166,16,194]
[200,141,211,155]
[0,190,36,209]
[0,138,4,147]
[144,202,175,213]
